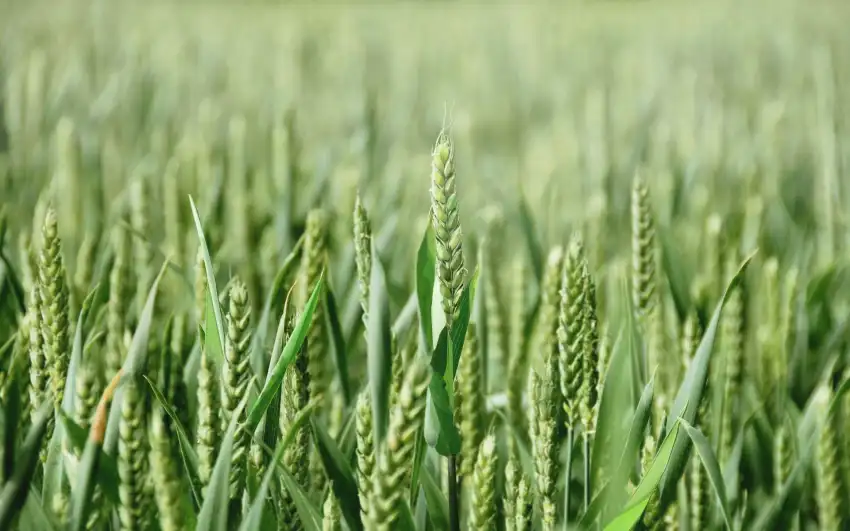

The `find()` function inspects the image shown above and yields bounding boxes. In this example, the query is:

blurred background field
[3,0,850,278]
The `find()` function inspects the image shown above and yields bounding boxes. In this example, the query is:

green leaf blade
[367,242,393,446]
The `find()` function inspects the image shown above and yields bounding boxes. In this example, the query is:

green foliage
[0,9,849,529]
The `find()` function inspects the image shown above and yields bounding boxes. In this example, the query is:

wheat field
[1,1,850,530]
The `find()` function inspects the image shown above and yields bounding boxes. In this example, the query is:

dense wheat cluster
[2,1,850,530]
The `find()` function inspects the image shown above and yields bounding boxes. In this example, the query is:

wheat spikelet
[301,209,328,405]
[38,208,70,411]
[130,173,152,318]
[356,390,375,526]
[580,264,600,434]
[515,472,533,531]
[430,129,465,328]
[469,434,497,530]
[51,492,69,527]
[322,489,341,531]
[302,210,329,495]
[74,360,101,432]
[774,419,795,492]
[196,344,220,489]
[150,408,186,531]
[631,174,657,319]
[279,316,310,531]
[10,312,32,427]
[558,233,587,429]
[689,449,710,531]
[118,378,151,530]
[481,235,507,393]
[27,287,47,433]
[456,323,483,481]
[532,364,559,529]
[106,225,131,380]
[370,358,429,529]
[817,385,845,530]
[539,246,564,404]
[76,355,104,530]
[504,453,520,531]
[353,192,372,323]
[222,278,252,500]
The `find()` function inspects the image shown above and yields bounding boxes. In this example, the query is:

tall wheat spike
[558,233,587,429]
[301,210,329,495]
[118,378,151,530]
[27,287,48,436]
[130,174,152,318]
[196,342,220,489]
[38,208,70,411]
[353,192,372,324]
[370,358,430,530]
[301,209,329,405]
[222,278,252,502]
[504,453,520,531]
[533,363,560,529]
[356,390,375,526]
[515,472,533,531]
[539,246,565,409]
[322,489,341,531]
[456,323,483,481]
[430,129,465,329]
[630,174,657,319]
[150,409,186,531]
[469,434,497,530]
[817,384,844,531]
[106,224,131,380]
[579,264,600,434]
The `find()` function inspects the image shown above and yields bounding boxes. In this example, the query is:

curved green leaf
[189,195,225,367]
[425,329,459,455]
[20,488,57,531]
[416,224,436,356]
[0,401,52,529]
[278,465,322,531]
[250,235,303,385]
[679,418,733,530]
[368,241,392,446]
[325,283,350,406]
[241,402,317,531]
[311,420,362,531]
[658,224,693,324]
[597,377,655,526]
[246,273,324,432]
[58,411,120,505]
[420,465,449,531]
[604,421,681,531]
[657,252,755,505]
